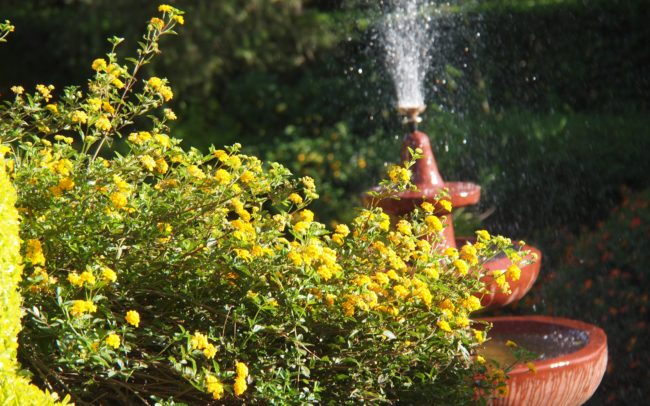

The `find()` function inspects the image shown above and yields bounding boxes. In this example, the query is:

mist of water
[382,0,434,110]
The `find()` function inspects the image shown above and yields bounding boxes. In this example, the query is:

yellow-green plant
[1,5,526,404]
[1,155,71,405]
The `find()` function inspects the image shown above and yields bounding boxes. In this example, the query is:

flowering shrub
[0,6,525,404]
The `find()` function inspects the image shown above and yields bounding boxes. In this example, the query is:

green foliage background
[1,0,649,404]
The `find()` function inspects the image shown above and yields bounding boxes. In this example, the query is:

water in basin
[479,323,589,365]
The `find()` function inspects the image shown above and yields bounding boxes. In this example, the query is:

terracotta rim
[478,315,608,376]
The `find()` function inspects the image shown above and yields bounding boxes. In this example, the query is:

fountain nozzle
[397,105,425,132]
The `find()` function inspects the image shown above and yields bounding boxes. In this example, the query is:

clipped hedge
[0,157,69,405]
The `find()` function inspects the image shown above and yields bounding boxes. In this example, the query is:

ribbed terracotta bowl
[481,316,608,406]
[477,244,542,310]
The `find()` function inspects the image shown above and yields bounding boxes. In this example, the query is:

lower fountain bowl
[480,315,608,406]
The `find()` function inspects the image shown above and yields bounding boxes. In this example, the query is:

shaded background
[2,0,649,403]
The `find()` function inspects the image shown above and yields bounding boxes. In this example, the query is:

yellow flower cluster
[70,300,97,317]
[125,310,140,327]
[35,84,54,102]
[25,239,46,266]
[105,333,120,349]
[387,165,411,183]
[102,267,117,283]
[146,76,173,101]
[67,270,96,287]
[205,374,225,400]
[331,223,350,245]
[234,361,249,396]
[190,331,217,359]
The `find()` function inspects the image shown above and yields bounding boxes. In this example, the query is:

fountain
[366,1,608,404]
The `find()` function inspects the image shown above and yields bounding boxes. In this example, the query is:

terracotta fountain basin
[479,316,608,406]
[476,243,542,310]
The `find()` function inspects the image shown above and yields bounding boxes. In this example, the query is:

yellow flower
[421,201,435,213]
[154,133,170,148]
[128,131,151,145]
[111,78,125,89]
[213,149,228,161]
[155,158,169,174]
[234,248,252,262]
[527,361,537,374]
[67,272,83,287]
[476,229,491,242]
[474,329,486,344]
[236,362,249,378]
[393,284,409,299]
[57,177,75,192]
[164,108,177,120]
[70,300,96,317]
[460,244,478,265]
[437,320,452,333]
[214,169,231,185]
[387,165,411,183]
[506,264,521,281]
[79,270,96,285]
[54,135,74,144]
[205,375,224,400]
[10,85,24,95]
[453,259,469,276]
[87,98,102,111]
[150,17,165,30]
[173,15,184,25]
[92,58,107,71]
[36,84,53,101]
[70,110,88,124]
[288,193,303,205]
[476,355,486,364]
[110,191,128,209]
[233,375,247,396]
[94,115,112,131]
[226,155,241,169]
[113,174,131,193]
[26,239,46,266]
[317,265,333,281]
[334,224,350,237]
[125,310,140,327]
[102,101,115,114]
[147,77,163,89]
[187,165,205,179]
[140,155,156,172]
[190,331,209,350]
[158,4,173,12]
[105,334,120,349]
[439,199,452,212]
[240,170,255,184]
[102,267,117,283]
[396,219,412,235]
[424,215,443,232]
[203,343,217,359]
[444,247,458,259]
[46,104,58,114]
[462,296,482,312]
[157,84,172,100]
[439,298,455,311]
